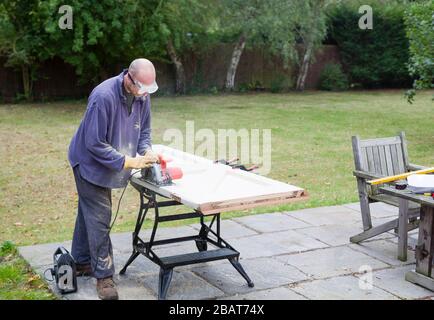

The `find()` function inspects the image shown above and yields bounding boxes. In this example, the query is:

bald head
[128,58,156,86]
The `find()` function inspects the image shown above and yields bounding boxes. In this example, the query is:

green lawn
[0,90,433,247]
[0,241,55,300]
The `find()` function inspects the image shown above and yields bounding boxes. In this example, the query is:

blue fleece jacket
[68,70,152,189]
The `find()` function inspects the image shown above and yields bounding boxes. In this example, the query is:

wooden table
[379,186,434,291]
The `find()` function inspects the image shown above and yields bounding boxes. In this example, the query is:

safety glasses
[128,72,158,94]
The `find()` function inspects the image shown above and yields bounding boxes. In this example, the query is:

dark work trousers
[71,165,115,279]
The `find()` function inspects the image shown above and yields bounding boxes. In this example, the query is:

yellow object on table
[367,167,434,185]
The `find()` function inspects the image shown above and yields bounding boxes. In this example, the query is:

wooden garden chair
[350,131,426,261]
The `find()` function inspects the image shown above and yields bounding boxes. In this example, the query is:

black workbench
[119,175,254,300]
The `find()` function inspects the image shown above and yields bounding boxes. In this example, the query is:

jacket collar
[117,69,128,102]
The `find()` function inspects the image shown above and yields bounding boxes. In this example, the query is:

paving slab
[140,225,199,241]
[192,257,308,295]
[297,223,394,247]
[221,287,307,300]
[228,230,328,259]
[33,266,156,300]
[114,251,160,275]
[190,219,258,239]
[349,239,415,267]
[111,226,199,253]
[68,274,156,300]
[117,241,229,274]
[232,213,310,233]
[285,205,361,226]
[142,270,225,300]
[290,275,400,300]
[18,241,72,268]
[275,246,389,279]
[354,265,434,300]
[343,202,398,219]
[387,230,418,250]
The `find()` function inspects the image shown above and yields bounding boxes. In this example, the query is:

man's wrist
[123,155,132,169]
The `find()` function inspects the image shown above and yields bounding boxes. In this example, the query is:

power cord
[92,170,142,277]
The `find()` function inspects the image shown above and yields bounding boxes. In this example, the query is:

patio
[19,202,434,300]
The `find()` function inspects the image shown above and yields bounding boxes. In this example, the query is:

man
[68,58,159,300]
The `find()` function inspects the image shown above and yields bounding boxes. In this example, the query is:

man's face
[127,71,157,98]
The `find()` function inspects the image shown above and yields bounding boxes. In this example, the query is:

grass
[0,90,433,247]
[0,241,55,300]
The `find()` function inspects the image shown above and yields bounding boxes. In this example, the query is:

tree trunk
[21,64,31,100]
[296,43,313,91]
[225,35,246,92]
[167,39,186,95]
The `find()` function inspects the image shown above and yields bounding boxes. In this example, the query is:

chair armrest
[353,170,383,180]
[407,163,428,171]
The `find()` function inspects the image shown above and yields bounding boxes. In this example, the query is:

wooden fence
[0,45,341,102]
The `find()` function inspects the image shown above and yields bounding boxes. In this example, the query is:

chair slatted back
[352,132,409,176]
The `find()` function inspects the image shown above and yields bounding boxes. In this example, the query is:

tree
[43,0,164,85]
[404,0,434,103]
[146,0,211,94]
[42,0,212,94]
[221,0,298,91]
[221,0,262,91]
[0,1,53,100]
[293,0,329,91]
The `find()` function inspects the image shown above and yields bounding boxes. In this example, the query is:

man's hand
[143,149,159,163]
[123,155,156,170]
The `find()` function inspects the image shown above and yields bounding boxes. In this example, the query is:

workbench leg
[229,257,254,288]
[158,268,173,300]
[119,251,140,275]
[195,216,208,252]
[398,198,409,261]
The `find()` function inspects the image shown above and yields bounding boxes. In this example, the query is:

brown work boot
[76,263,92,277]
[97,276,119,300]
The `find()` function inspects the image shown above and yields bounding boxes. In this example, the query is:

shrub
[237,83,249,93]
[270,74,287,93]
[319,63,349,91]
[328,1,412,88]
[207,86,219,94]
[404,1,434,103]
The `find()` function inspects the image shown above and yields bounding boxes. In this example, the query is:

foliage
[219,0,298,65]
[270,74,288,93]
[404,1,434,103]
[42,0,166,84]
[0,1,55,99]
[328,0,413,88]
[319,63,349,91]
[0,241,16,257]
[150,0,212,54]
[292,0,330,91]
[2,0,430,99]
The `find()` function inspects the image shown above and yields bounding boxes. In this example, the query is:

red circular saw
[141,154,183,186]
